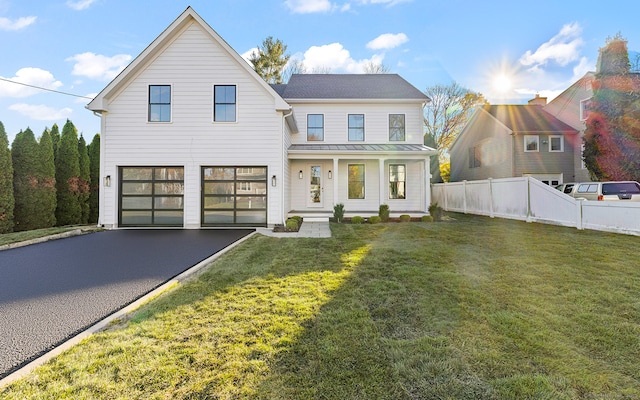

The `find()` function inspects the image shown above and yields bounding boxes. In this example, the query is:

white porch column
[379,158,386,206]
[333,157,339,206]
[424,159,430,212]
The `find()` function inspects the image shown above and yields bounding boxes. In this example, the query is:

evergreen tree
[87,134,100,224]
[249,36,290,84]
[50,123,60,159]
[38,128,57,227]
[0,121,14,233]
[55,120,82,226]
[12,128,41,231]
[78,134,91,224]
[584,34,640,181]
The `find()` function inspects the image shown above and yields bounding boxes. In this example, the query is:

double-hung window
[549,136,564,152]
[348,164,365,199]
[389,114,405,141]
[524,135,539,152]
[214,85,237,122]
[348,114,365,141]
[148,85,171,122]
[307,114,324,141]
[389,164,406,199]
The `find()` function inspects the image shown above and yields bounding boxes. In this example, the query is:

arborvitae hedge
[55,120,82,226]
[0,121,14,233]
[38,129,57,228]
[12,128,42,231]
[87,134,100,224]
[78,134,91,224]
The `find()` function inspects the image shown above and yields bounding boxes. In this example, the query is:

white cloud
[0,68,63,98]
[240,48,258,64]
[519,22,584,68]
[366,33,408,50]
[66,0,97,11]
[571,56,593,81]
[0,15,36,31]
[284,0,333,13]
[358,0,412,6]
[302,42,384,73]
[66,52,132,81]
[9,103,73,120]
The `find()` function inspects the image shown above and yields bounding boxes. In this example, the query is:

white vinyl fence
[432,177,640,236]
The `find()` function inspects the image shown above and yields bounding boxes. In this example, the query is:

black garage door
[119,167,184,227]
[202,166,267,227]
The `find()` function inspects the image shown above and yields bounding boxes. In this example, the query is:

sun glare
[493,74,512,93]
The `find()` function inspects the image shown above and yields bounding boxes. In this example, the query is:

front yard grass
[2,214,639,399]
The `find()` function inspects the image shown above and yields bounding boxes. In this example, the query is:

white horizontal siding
[290,103,424,145]
[101,21,284,227]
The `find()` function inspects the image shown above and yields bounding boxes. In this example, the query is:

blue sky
[1,0,639,144]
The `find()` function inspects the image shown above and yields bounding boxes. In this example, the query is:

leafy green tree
[12,128,41,231]
[87,134,100,224]
[78,134,91,224]
[0,121,14,233]
[249,36,290,84]
[38,128,57,228]
[584,34,640,181]
[55,120,82,226]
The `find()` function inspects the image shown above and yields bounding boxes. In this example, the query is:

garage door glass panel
[154,197,183,209]
[155,167,184,180]
[154,182,184,195]
[122,168,152,180]
[121,211,152,225]
[202,166,267,227]
[154,211,184,225]
[122,197,152,209]
[122,182,152,195]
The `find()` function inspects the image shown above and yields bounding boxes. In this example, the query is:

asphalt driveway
[0,229,253,379]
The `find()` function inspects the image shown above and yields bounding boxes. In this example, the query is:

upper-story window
[524,135,539,152]
[214,85,237,122]
[549,135,564,152]
[149,85,171,122]
[307,114,324,141]
[348,114,365,141]
[389,114,405,141]
[580,97,593,121]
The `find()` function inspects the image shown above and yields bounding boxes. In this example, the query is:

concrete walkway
[257,221,332,238]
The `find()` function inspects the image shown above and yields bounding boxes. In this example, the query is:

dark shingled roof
[485,104,578,133]
[272,74,429,100]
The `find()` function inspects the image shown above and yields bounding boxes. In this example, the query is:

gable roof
[483,104,578,134]
[273,74,430,102]
[87,7,289,112]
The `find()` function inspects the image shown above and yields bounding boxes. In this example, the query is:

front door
[307,165,323,207]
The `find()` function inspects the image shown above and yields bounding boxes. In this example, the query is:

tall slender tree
[78,134,91,224]
[55,120,82,226]
[38,128,57,227]
[249,36,290,84]
[12,128,41,231]
[0,121,14,233]
[49,123,60,159]
[87,133,100,224]
[584,34,640,181]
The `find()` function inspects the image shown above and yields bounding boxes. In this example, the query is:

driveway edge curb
[0,231,257,389]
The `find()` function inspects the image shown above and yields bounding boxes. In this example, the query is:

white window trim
[580,97,592,122]
[549,135,564,152]
[148,84,173,124]
[212,84,238,124]
[524,135,539,152]
[347,113,366,142]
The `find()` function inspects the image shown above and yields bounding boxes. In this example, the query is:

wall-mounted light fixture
[328,170,333,179]
[542,140,548,144]
[271,175,277,187]
[299,170,303,179]
[104,175,111,187]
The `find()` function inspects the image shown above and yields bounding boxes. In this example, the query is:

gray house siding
[512,133,577,181]
[450,110,513,182]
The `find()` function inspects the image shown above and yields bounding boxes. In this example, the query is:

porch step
[302,217,330,222]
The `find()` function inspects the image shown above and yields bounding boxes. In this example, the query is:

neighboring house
[87,7,436,229]
[449,102,579,185]
[543,72,594,182]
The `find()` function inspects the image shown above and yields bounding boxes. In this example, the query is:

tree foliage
[363,61,391,74]
[12,128,42,231]
[88,133,100,224]
[249,36,290,84]
[584,34,640,181]
[0,121,14,233]
[78,134,91,224]
[38,128,57,228]
[55,119,82,226]
[423,82,486,158]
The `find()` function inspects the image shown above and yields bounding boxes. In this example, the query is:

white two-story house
[87,7,435,228]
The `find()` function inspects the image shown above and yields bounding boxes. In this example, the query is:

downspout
[281,108,293,226]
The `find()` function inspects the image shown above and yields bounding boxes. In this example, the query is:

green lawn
[2,214,639,399]
[0,226,93,246]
